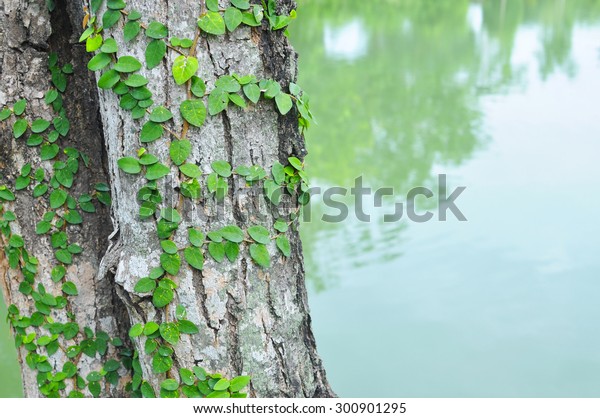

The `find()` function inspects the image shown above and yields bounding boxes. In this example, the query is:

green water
[0,295,21,397]
[292,0,600,397]
[2,0,600,398]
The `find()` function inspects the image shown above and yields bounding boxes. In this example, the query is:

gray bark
[0,0,333,398]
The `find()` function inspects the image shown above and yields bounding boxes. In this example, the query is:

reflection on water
[292,0,600,397]
[0,296,22,397]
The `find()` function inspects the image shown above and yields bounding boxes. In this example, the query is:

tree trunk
[0,0,333,398]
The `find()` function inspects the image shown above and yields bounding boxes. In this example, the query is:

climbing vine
[1,0,313,398]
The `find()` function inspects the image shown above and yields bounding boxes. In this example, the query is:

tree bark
[0,0,130,397]
[0,0,333,398]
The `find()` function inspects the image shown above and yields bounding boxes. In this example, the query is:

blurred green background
[2,0,600,398]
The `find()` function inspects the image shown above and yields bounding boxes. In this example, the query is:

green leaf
[184,246,204,270]
[49,189,68,209]
[198,11,226,35]
[40,144,60,160]
[87,52,112,71]
[13,119,28,139]
[160,207,181,223]
[288,156,303,170]
[188,228,205,247]
[124,74,148,87]
[140,121,164,143]
[271,161,285,184]
[86,34,103,52]
[219,225,244,243]
[273,219,288,233]
[104,359,121,372]
[101,38,118,53]
[139,153,159,165]
[31,119,50,133]
[13,99,27,115]
[134,278,156,293]
[129,323,144,337]
[264,179,281,204]
[180,368,195,386]
[178,320,199,334]
[176,304,187,320]
[211,160,232,177]
[107,0,126,10]
[117,157,142,174]
[55,249,73,264]
[159,322,180,345]
[208,242,225,263]
[224,241,239,262]
[208,87,229,115]
[215,75,241,93]
[169,140,192,166]
[114,56,142,73]
[152,286,174,308]
[87,371,103,382]
[179,163,202,178]
[56,169,74,188]
[159,240,177,255]
[152,353,173,374]
[88,381,101,397]
[213,379,230,391]
[79,27,94,42]
[146,39,167,69]
[190,76,206,97]
[139,202,156,219]
[0,188,15,201]
[51,265,66,282]
[0,108,11,121]
[36,221,52,235]
[250,243,270,268]
[8,235,24,248]
[263,79,281,98]
[14,175,30,190]
[62,281,78,296]
[123,21,141,42]
[230,375,251,392]
[150,106,173,123]
[45,89,59,104]
[172,55,198,85]
[206,0,219,12]
[161,379,179,391]
[229,93,246,108]
[160,252,181,275]
[248,225,270,244]
[98,69,120,89]
[180,99,207,128]
[53,116,70,136]
[141,381,156,398]
[63,210,83,225]
[234,74,257,85]
[144,322,159,336]
[231,0,251,9]
[146,21,168,39]
[276,235,291,257]
[275,92,293,115]
[224,7,243,32]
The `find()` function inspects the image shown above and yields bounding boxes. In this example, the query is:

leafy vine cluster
[1,0,312,398]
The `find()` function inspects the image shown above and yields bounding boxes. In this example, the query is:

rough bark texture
[0,0,130,397]
[0,0,333,398]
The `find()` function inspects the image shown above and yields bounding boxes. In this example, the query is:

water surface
[291,0,600,397]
